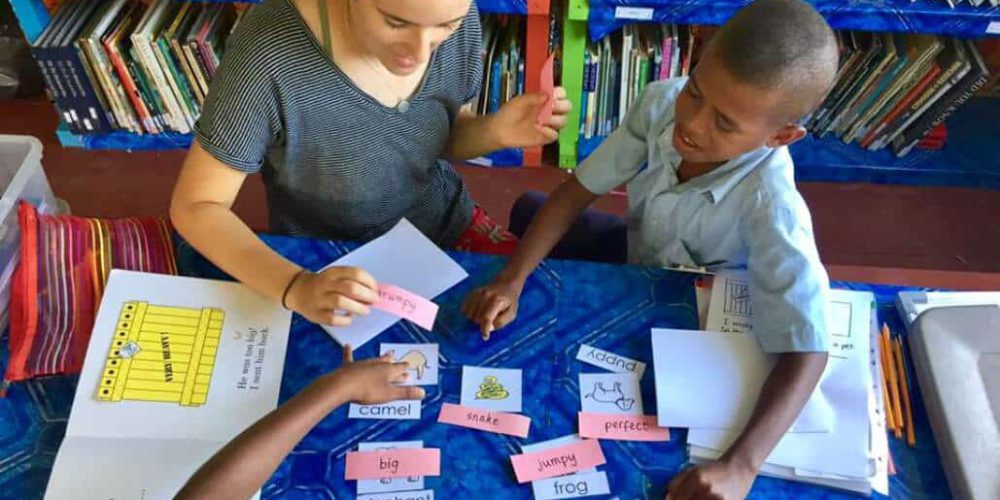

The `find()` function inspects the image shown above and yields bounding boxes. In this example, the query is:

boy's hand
[491,87,572,149]
[666,460,756,500]
[286,267,378,327]
[325,345,426,405]
[461,278,524,341]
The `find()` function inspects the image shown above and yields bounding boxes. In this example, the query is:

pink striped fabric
[4,202,177,386]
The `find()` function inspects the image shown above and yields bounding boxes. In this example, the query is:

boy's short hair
[707,0,839,122]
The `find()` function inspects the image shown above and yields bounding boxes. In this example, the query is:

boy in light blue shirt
[463,0,839,497]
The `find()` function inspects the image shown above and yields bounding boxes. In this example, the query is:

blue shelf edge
[55,124,193,151]
[468,148,525,167]
[578,97,1000,190]
[8,0,51,43]
[476,0,529,15]
[588,0,1000,40]
[54,123,525,166]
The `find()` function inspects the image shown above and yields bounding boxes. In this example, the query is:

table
[0,234,951,499]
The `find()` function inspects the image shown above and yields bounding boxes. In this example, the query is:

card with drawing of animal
[579,373,643,415]
[380,343,439,386]
[460,366,523,413]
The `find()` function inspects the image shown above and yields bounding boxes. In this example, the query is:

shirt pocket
[656,238,699,268]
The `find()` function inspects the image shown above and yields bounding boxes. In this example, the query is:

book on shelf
[577,23,992,159]
[28,0,248,137]
[474,14,525,118]
[891,39,991,157]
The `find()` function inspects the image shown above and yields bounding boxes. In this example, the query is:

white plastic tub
[0,135,58,329]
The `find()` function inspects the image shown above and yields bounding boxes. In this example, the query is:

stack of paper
[653,271,888,495]
[321,219,468,348]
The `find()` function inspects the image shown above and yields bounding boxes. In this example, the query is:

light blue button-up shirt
[576,78,829,353]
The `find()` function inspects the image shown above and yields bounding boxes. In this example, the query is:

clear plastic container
[0,135,58,329]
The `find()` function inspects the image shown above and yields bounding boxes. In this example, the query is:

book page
[65,270,291,442]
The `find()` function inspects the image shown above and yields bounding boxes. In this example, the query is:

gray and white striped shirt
[195,0,482,246]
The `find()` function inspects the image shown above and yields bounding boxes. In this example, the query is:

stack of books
[579,24,698,141]
[30,0,250,136]
[578,25,992,158]
[472,14,526,117]
[807,32,991,157]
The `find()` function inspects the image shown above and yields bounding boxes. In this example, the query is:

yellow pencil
[882,324,904,434]
[894,337,917,447]
[878,324,897,432]
[880,361,894,430]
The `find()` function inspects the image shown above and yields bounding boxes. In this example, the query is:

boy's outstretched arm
[176,347,424,500]
[462,176,598,339]
[667,351,828,500]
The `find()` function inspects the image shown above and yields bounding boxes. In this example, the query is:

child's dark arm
[668,351,828,500]
[176,349,423,500]
[461,176,598,339]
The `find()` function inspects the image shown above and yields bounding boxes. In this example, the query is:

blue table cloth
[0,235,951,499]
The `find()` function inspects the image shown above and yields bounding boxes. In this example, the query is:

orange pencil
[894,337,917,447]
[878,331,897,432]
[882,324,904,435]
[880,363,894,430]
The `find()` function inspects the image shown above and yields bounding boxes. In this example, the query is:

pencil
[894,337,917,447]
[882,324,904,434]
[879,324,897,431]
[880,362,893,430]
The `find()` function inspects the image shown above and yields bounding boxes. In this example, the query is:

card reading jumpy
[460,366,522,413]
[381,343,439,386]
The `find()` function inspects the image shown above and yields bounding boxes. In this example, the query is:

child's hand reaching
[285,267,379,327]
[177,345,423,500]
[461,278,524,341]
[666,459,756,500]
[324,345,426,405]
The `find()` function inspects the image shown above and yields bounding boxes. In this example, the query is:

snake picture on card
[460,366,522,413]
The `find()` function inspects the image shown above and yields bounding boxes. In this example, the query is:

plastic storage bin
[0,135,58,329]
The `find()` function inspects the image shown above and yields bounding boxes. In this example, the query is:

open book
[44,270,291,500]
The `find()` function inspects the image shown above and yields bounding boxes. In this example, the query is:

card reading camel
[380,343,439,386]
[460,366,522,413]
[579,373,643,415]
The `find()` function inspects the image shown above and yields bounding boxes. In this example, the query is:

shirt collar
[657,123,776,204]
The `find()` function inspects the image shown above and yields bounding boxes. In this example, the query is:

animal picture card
[381,343,439,386]
[357,441,426,495]
[460,366,522,413]
[579,373,643,415]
